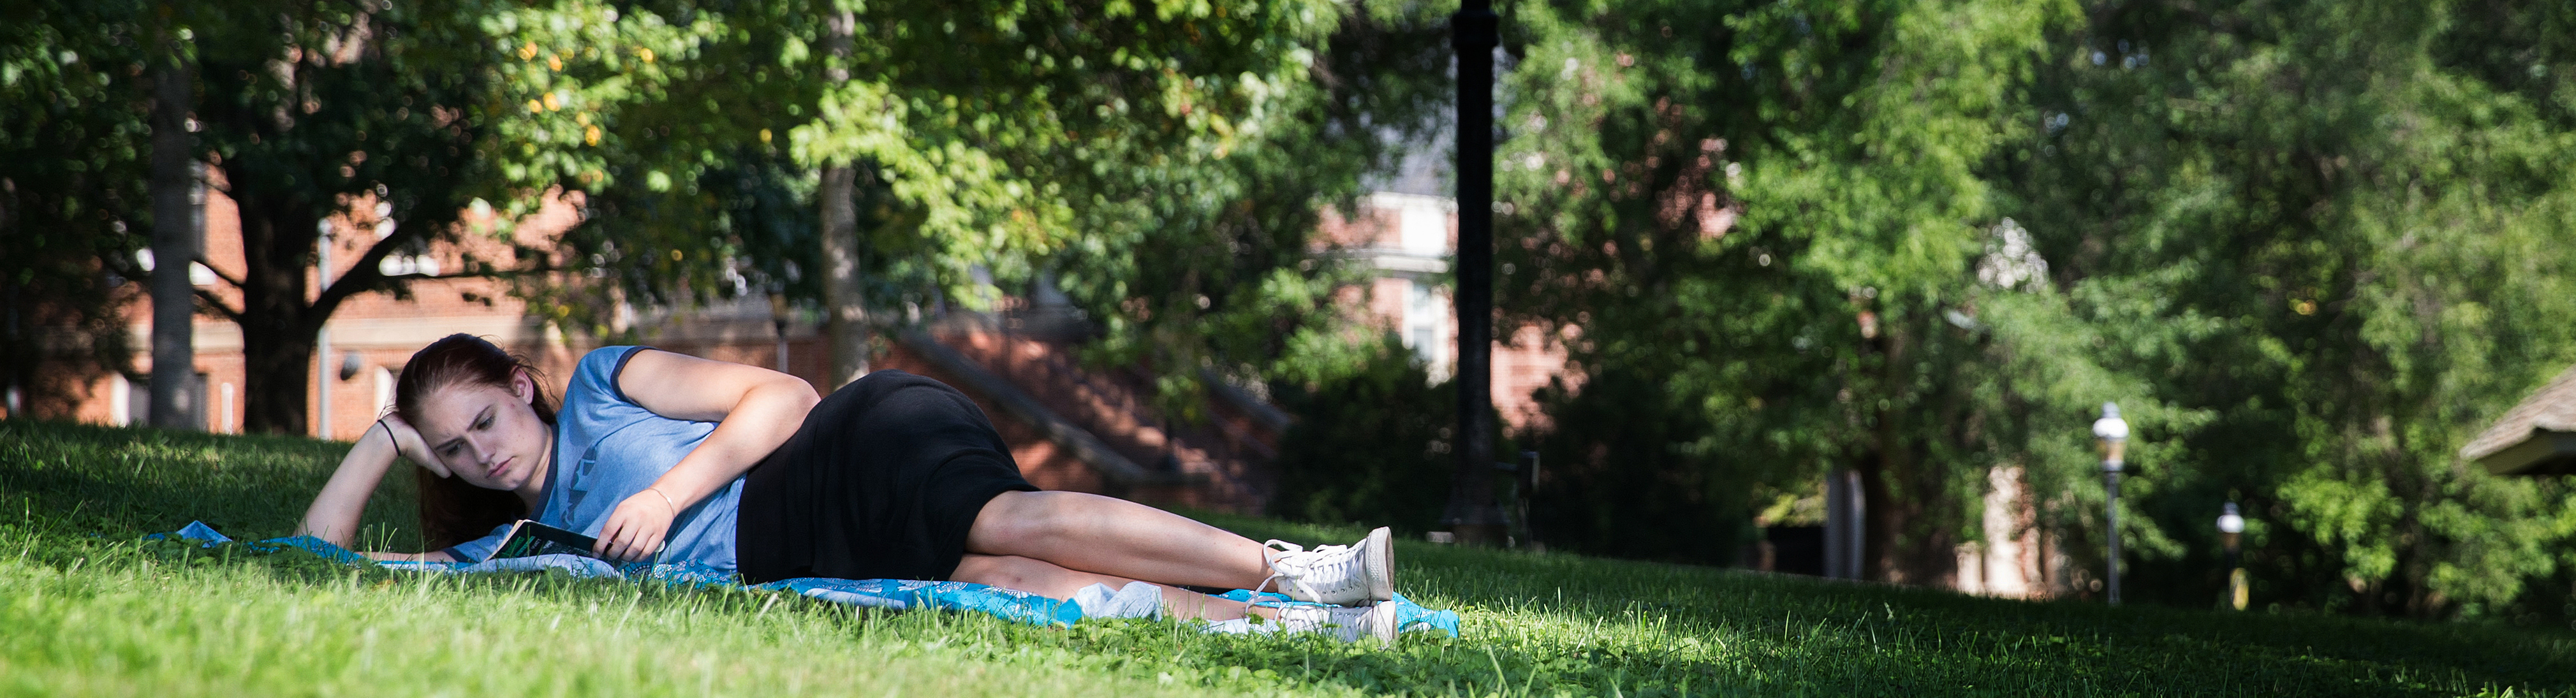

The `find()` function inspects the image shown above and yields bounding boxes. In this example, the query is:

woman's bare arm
[591,349,821,560]
[296,418,457,562]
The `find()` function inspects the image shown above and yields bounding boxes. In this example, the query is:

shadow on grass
[1,419,426,554]
[1194,513,2576,697]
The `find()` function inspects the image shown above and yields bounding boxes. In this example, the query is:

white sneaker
[1261,527,1394,607]
[1272,600,1401,644]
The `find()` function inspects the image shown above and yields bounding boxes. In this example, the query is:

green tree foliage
[0,1,153,411]
[1269,340,1457,536]
[495,0,1457,401]
[1494,0,2142,584]
[7,0,1446,430]
[2005,0,2576,617]
[1501,0,2576,619]
[1040,0,1459,398]
[7,1,674,433]
[1524,367,1760,563]
[186,1,529,433]
[22,0,2566,622]
[458,1,802,332]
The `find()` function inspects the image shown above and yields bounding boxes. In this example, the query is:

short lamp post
[2218,502,2248,611]
[2092,402,2129,606]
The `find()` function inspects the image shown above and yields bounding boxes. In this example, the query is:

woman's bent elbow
[770,376,821,410]
[780,383,821,425]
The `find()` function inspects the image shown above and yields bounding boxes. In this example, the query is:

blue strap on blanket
[152,521,1455,637]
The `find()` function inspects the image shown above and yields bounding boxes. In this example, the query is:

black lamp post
[2218,502,2246,610]
[1440,0,1508,545]
[2092,402,2128,605]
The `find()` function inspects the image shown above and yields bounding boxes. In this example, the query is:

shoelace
[1258,539,1358,602]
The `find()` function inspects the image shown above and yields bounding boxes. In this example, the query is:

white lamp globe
[2091,402,2129,442]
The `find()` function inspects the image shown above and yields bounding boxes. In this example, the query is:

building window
[1405,280,1447,374]
[1400,203,1446,255]
[110,374,136,426]
[220,382,237,434]
[373,366,396,418]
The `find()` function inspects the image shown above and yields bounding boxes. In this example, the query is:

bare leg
[950,553,1276,622]
[964,490,1272,590]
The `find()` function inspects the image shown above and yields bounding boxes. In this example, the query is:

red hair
[394,334,556,550]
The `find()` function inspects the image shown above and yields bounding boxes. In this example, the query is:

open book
[490,520,602,560]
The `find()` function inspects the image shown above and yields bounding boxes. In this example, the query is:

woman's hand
[298,418,412,546]
[379,414,448,477]
[594,488,680,562]
[598,349,818,565]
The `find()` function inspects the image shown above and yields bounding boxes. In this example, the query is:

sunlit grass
[3,419,2569,697]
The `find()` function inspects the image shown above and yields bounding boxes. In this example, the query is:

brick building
[12,173,1578,515]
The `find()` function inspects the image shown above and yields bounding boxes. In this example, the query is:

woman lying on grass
[298,333,1402,643]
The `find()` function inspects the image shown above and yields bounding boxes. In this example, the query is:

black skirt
[735,370,1038,584]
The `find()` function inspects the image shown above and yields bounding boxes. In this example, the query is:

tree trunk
[1868,441,1964,587]
[233,187,321,435]
[1855,322,1962,587]
[241,313,317,436]
[820,165,867,387]
[1857,444,1895,581]
[147,51,200,430]
[818,8,869,388]
[1860,430,1964,586]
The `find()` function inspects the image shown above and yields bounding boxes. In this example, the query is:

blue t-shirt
[445,346,746,571]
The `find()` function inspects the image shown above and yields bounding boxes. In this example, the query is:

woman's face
[409,371,552,497]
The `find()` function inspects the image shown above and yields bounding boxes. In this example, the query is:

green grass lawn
[2,419,2570,697]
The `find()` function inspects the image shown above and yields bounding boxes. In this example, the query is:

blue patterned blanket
[153,521,1459,636]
